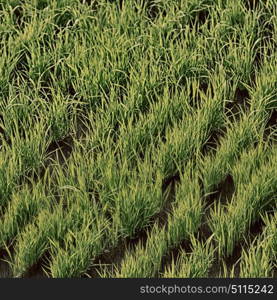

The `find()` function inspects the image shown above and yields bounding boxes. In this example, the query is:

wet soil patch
[205,174,235,208]
[46,135,74,165]
[0,249,12,278]
[201,128,226,156]
[225,86,250,121]
[24,256,49,278]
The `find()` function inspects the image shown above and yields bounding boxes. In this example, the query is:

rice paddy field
[0,0,276,278]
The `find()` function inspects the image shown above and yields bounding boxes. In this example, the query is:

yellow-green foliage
[0,0,276,278]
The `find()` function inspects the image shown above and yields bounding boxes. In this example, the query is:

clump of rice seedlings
[10,207,67,277]
[0,84,44,139]
[111,156,164,238]
[51,140,96,194]
[239,212,277,278]
[13,122,50,172]
[48,211,108,278]
[249,53,277,116]
[117,86,191,158]
[89,147,165,239]
[231,142,271,185]
[223,28,260,84]
[0,150,19,209]
[0,179,51,249]
[163,236,215,278]
[46,88,80,142]
[116,224,168,278]
[3,115,51,175]
[158,75,226,178]
[166,165,203,248]
[10,185,104,277]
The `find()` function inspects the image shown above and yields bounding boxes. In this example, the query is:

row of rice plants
[113,164,203,277]
[209,145,277,257]
[202,52,277,194]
